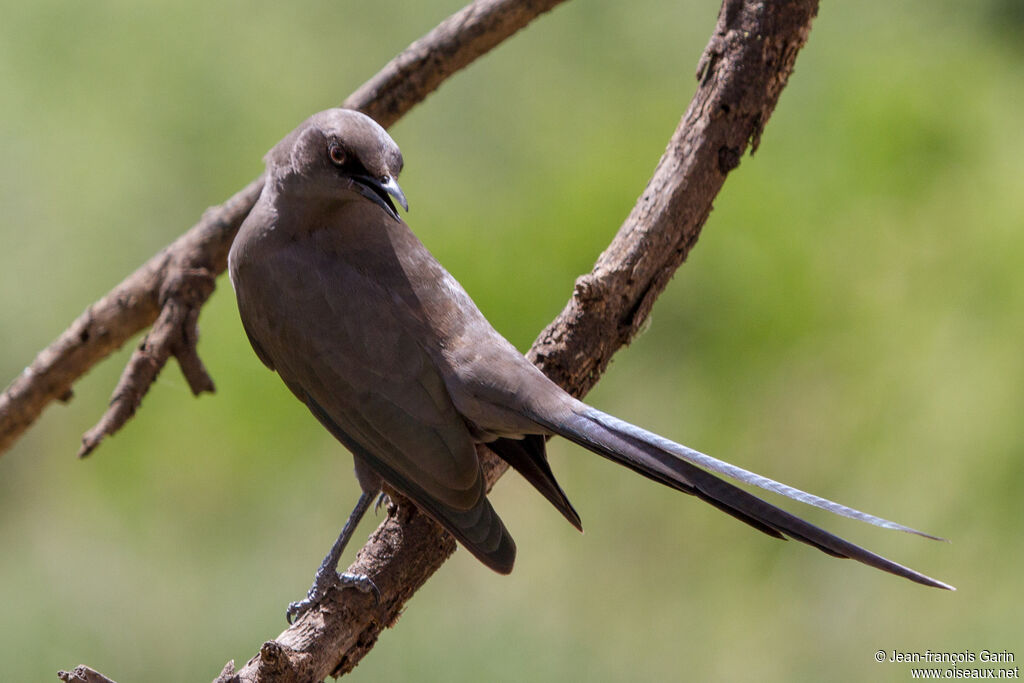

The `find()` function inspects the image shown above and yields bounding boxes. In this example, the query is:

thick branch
[217,1,820,681]
[0,0,569,459]
[529,0,816,394]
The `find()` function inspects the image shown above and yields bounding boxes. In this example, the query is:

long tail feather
[530,404,953,590]
[584,408,942,539]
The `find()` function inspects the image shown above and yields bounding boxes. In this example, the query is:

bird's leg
[286,490,379,623]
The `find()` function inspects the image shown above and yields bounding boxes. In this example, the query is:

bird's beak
[349,174,409,221]
[380,175,409,212]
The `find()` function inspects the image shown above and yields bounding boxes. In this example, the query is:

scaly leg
[286,491,379,623]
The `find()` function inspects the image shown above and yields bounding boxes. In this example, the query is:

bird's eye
[328,143,346,166]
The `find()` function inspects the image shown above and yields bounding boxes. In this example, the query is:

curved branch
[529,0,817,394]
[216,1,820,681]
[0,0,570,459]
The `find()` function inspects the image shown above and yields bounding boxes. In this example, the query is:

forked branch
[1,0,821,680]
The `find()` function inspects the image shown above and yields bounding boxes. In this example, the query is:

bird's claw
[339,571,382,602]
[285,570,381,624]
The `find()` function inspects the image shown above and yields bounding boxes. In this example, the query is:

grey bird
[228,109,952,620]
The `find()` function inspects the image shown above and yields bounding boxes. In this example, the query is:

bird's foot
[286,567,381,624]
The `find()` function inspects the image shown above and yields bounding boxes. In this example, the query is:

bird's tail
[528,403,953,590]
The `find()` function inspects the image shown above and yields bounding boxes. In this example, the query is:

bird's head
[265,108,408,221]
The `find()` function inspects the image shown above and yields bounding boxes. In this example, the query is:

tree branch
[0,0,570,459]
[215,1,820,681]
[529,0,817,394]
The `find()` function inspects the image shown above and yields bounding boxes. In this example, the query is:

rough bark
[57,666,119,683]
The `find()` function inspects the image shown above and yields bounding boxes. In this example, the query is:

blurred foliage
[1,0,1021,681]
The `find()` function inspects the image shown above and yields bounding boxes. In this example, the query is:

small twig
[78,267,216,457]
[57,666,119,683]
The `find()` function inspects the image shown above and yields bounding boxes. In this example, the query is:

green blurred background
[2,0,1021,680]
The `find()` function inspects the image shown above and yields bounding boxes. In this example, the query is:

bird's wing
[236,237,515,571]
